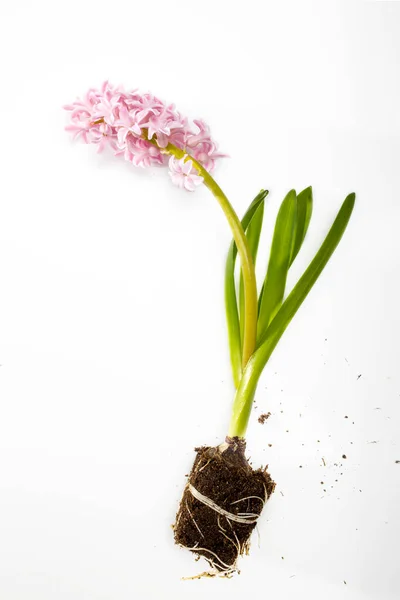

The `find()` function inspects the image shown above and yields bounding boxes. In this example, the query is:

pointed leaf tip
[289,185,313,266]
[257,189,297,339]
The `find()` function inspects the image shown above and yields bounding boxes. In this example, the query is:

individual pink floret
[168,156,204,192]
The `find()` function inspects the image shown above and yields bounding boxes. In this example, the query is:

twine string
[188,484,260,525]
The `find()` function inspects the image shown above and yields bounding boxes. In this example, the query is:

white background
[0,1,399,599]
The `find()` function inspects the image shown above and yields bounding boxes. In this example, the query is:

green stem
[161,142,258,369]
[228,331,280,438]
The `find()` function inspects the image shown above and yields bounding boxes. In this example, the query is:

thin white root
[217,514,241,554]
[188,484,260,525]
[181,542,237,575]
[181,570,218,580]
[255,523,261,548]
[230,495,266,506]
[198,458,212,473]
[186,500,204,539]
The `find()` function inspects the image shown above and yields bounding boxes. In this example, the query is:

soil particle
[342,455,347,459]
[174,438,275,572]
[258,412,271,424]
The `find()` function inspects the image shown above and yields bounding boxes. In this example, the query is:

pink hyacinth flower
[168,156,204,192]
[64,82,224,191]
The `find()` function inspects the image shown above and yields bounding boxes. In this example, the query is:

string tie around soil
[187,484,262,525]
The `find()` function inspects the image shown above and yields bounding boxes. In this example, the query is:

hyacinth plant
[65,82,355,576]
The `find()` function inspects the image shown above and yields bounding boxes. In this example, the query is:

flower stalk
[159,142,258,369]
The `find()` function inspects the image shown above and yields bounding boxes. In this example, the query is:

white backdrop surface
[0,1,399,599]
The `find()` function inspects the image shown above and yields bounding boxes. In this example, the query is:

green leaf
[290,186,313,266]
[257,193,356,354]
[258,187,313,313]
[239,200,265,345]
[257,190,297,341]
[225,189,268,388]
[257,187,313,317]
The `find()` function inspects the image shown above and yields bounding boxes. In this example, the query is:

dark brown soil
[258,412,271,424]
[173,437,275,572]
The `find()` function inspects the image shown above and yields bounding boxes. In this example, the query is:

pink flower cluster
[64,81,223,191]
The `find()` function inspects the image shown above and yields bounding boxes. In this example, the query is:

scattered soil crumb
[342,454,347,459]
[258,412,271,424]
[344,416,348,419]
[322,458,326,466]
[268,443,273,447]
[395,460,400,464]
[344,581,347,585]
[368,441,379,444]
[357,374,362,380]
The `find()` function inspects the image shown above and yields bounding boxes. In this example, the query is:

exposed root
[180,543,237,576]
[198,458,212,473]
[230,494,266,506]
[217,515,241,554]
[185,500,204,539]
